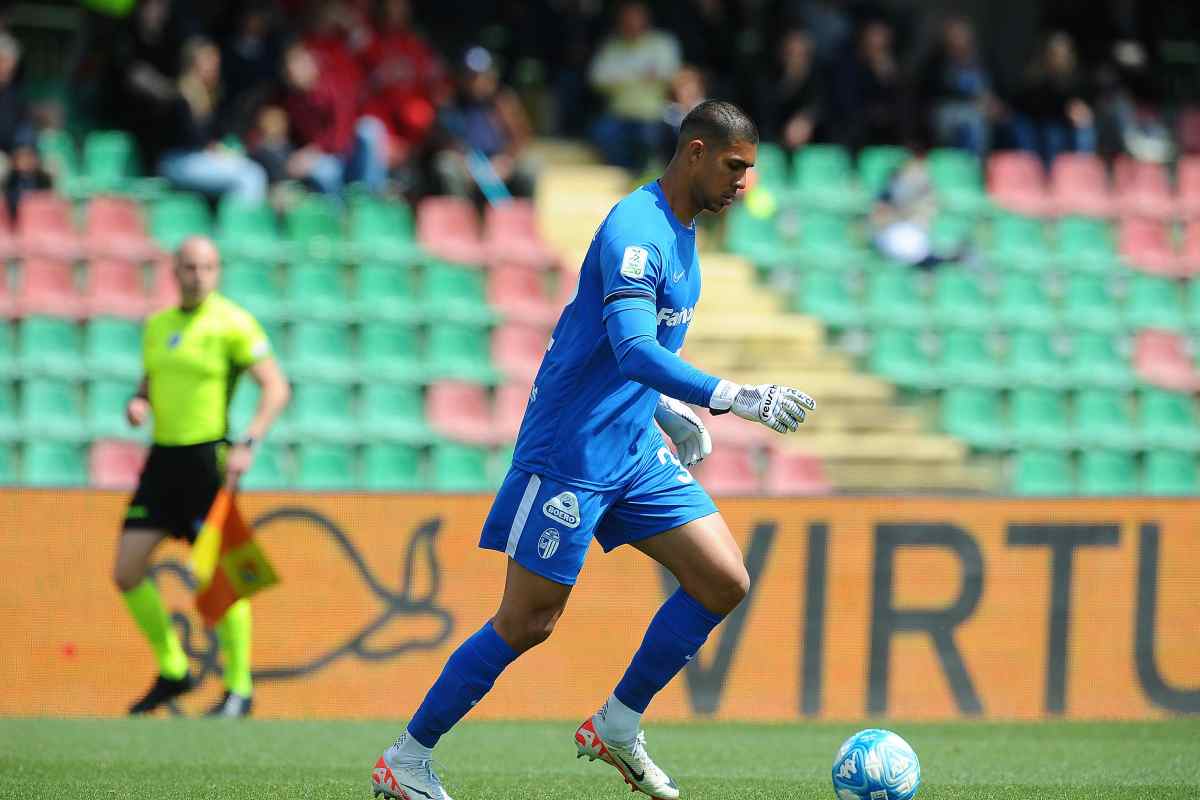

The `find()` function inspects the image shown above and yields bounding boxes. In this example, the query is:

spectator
[660,65,707,162]
[246,105,293,185]
[434,46,536,200]
[301,0,366,93]
[220,2,284,131]
[830,19,906,152]
[0,33,49,217]
[588,1,681,170]
[158,37,268,203]
[756,28,826,153]
[917,15,998,158]
[281,42,388,196]
[868,131,964,269]
[1012,32,1096,167]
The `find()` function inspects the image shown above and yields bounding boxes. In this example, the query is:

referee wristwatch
[238,436,258,451]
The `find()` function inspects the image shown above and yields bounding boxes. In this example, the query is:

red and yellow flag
[190,490,279,626]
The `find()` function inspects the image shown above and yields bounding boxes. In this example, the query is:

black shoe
[129,673,195,715]
[206,690,253,718]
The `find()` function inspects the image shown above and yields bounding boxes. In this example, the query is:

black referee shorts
[122,441,226,543]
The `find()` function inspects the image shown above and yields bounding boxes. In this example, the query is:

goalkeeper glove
[654,395,713,467]
[708,380,815,434]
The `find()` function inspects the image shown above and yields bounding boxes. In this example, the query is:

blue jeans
[1011,115,1096,168]
[305,116,388,197]
[159,149,268,203]
[590,114,665,171]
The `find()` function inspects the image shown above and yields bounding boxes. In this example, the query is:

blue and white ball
[831,728,921,800]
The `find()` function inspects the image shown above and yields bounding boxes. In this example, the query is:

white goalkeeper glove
[709,380,815,434]
[654,396,713,467]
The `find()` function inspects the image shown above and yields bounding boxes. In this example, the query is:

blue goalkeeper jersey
[512,180,702,489]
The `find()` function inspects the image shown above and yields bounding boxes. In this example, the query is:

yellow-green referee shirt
[142,293,271,446]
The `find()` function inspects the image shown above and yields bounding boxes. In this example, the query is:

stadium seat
[702,406,774,449]
[85,260,148,319]
[858,146,909,196]
[286,382,356,442]
[1133,329,1199,392]
[491,322,548,384]
[750,142,789,188]
[1178,156,1200,218]
[490,442,515,485]
[17,192,81,261]
[1138,388,1200,450]
[363,442,422,490]
[931,270,990,330]
[724,204,786,267]
[286,195,344,259]
[988,213,1052,273]
[17,259,84,318]
[352,264,420,323]
[1012,449,1073,496]
[0,442,13,484]
[1125,275,1186,330]
[493,381,531,441]
[295,443,357,490]
[349,196,419,263]
[927,148,988,213]
[1066,332,1135,389]
[84,196,156,262]
[1143,449,1198,496]
[0,381,19,440]
[1010,388,1072,449]
[220,261,284,323]
[869,328,939,390]
[150,192,212,252]
[940,329,1005,388]
[995,273,1055,331]
[426,380,496,445]
[1074,388,1141,451]
[286,321,357,383]
[423,260,495,325]
[940,387,1008,450]
[86,378,144,440]
[1050,153,1113,217]
[82,130,137,193]
[84,318,141,380]
[216,197,279,260]
[865,270,928,328]
[1006,330,1068,387]
[18,316,84,378]
[1189,279,1200,330]
[429,441,490,491]
[483,200,557,269]
[417,196,486,265]
[988,151,1049,216]
[358,321,424,383]
[427,323,498,384]
[792,144,863,212]
[1055,216,1119,275]
[763,448,832,495]
[22,441,87,487]
[286,263,353,322]
[796,213,865,270]
[227,380,259,439]
[692,445,760,496]
[488,265,558,326]
[89,439,147,489]
[1119,217,1184,277]
[37,130,81,197]
[241,441,289,489]
[1183,220,1200,276]
[20,378,86,440]
[0,323,15,378]
[149,257,181,311]
[1114,157,1173,219]
[1078,449,1137,496]
[930,213,975,255]
[794,270,865,329]
[1061,275,1123,333]
[359,383,429,443]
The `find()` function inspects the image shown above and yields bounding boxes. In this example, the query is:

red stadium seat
[0,205,14,261]
[17,259,85,318]
[493,381,531,441]
[1119,217,1185,277]
[84,196,157,262]
[148,257,180,311]
[1184,220,1200,274]
[988,151,1050,216]
[17,192,81,260]
[89,439,147,490]
[483,200,557,270]
[1134,329,1200,392]
[1177,107,1200,155]
[0,256,12,318]
[491,321,548,384]
[488,265,559,326]
[85,259,148,318]
[1179,156,1200,218]
[763,447,833,496]
[1113,157,1174,219]
[690,445,760,496]
[426,380,497,445]
[417,196,486,266]
[1051,153,1113,217]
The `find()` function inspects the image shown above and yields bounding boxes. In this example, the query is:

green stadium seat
[285,195,343,259]
[150,193,212,251]
[793,271,864,328]
[358,321,424,383]
[793,144,864,212]
[83,130,137,193]
[287,382,356,442]
[221,262,285,323]
[22,441,87,487]
[1138,388,1200,450]
[932,270,991,330]
[1066,333,1135,389]
[352,264,420,323]
[359,383,429,443]
[1061,275,1123,334]
[858,146,909,196]
[350,197,420,263]
[38,130,82,196]
[1073,388,1141,451]
[0,382,19,440]
[940,329,1005,388]
[423,261,495,325]
[363,442,422,490]
[491,442,515,483]
[216,198,279,260]
[865,270,928,328]
[427,323,498,384]
[0,322,16,378]
[929,214,975,256]
[86,379,144,440]
[751,142,789,189]
[84,317,141,380]
[1012,449,1073,496]
[18,317,83,379]
[0,443,14,484]
[241,441,289,490]
[1006,330,1067,387]
[430,441,490,491]
[1010,388,1072,449]
[1143,450,1198,496]
[1056,216,1119,274]
[796,213,865,270]
[940,387,1008,450]
[285,263,353,322]
[285,321,357,383]
[295,443,357,490]
[989,214,1052,273]
[868,329,939,390]
[927,148,988,213]
[20,378,87,440]
[1124,275,1186,331]
[228,380,259,439]
[995,274,1056,332]
[1078,449,1137,496]
[724,204,787,268]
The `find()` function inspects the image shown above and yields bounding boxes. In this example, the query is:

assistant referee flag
[191,490,279,626]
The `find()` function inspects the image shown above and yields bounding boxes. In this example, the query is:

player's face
[698,139,756,214]
[175,238,221,307]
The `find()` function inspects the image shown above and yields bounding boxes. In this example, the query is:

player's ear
[687,138,705,165]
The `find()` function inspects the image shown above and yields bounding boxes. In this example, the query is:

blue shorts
[479,445,719,585]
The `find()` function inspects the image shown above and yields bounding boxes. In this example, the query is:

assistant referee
[113,236,290,718]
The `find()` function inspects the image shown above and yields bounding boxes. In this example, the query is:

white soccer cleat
[371,737,454,800]
[574,716,680,799]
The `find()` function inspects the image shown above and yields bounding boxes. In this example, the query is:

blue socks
[407,621,518,748]
[614,588,724,713]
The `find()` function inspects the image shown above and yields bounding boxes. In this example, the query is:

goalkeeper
[371,100,812,800]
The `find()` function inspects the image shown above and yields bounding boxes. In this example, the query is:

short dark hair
[677,100,758,151]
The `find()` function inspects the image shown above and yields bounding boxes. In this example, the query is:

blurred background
[1,0,1200,497]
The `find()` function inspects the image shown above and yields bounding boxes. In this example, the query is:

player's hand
[711,382,815,434]
[224,443,256,491]
[654,396,712,467]
[126,396,150,427]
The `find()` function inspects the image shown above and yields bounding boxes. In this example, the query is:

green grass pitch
[1,718,1197,799]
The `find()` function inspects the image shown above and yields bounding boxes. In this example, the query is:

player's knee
[708,565,750,615]
[113,562,144,593]
[493,606,562,653]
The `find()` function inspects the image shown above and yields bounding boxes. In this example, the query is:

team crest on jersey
[620,245,649,279]
[542,491,580,529]
[537,528,561,559]
[168,332,182,349]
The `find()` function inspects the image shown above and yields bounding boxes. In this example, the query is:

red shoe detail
[372,756,411,799]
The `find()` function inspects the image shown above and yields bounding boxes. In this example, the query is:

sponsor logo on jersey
[542,491,580,529]
[656,306,695,327]
[537,528,560,559]
[620,245,649,279]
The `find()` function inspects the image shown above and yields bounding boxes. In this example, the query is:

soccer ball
[831,728,921,800]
